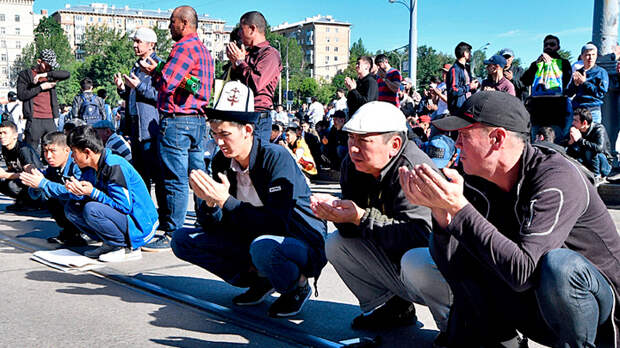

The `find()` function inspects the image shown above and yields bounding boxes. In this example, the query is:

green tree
[298,77,318,99]
[471,49,488,79]
[557,49,573,62]
[265,27,305,103]
[316,82,336,105]
[153,26,173,59]
[416,45,453,87]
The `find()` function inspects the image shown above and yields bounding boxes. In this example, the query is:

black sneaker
[232,277,274,306]
[6,202,42,213]
[141,234,171,252]
[268,282,311,317]
[351,296,417,330]
[47,229,88,246]
[84,243,122,259]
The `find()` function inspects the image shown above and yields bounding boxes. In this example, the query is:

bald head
[169,6,197,41]
[173,6,197,28]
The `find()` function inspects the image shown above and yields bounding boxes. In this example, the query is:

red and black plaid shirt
[154,32,214,114]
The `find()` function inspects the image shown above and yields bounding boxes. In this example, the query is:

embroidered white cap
[343,101,408,134]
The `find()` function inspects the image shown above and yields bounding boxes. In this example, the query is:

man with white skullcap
[114,27,165,230]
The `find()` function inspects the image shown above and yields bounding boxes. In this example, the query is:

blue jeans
[158,116,206,232]
[250,235,310,294]
[255,114,272,143]
[535,248,614,347]
[171,228,309,293]
[65,201,129,247]
[132,138,165,210]
[589,107,602,124]
[580,151,612,176]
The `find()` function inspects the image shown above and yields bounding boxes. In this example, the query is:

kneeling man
[171,82,327,318]
[64,125,158,262]
[311,101,451,335]
[401,91,620,347]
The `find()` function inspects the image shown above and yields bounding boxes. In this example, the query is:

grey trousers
[325,231,452,332]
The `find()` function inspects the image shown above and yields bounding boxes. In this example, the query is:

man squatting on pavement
[171,81,327,318]
[400,91,620,347]
[311,101,452,339]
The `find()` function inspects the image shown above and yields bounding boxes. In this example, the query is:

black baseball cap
[432,91,530,134]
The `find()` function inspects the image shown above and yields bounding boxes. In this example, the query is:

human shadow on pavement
[133,273,439,348]
[24,269,285,347]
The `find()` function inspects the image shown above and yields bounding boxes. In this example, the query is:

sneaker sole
[99,251,142,263]
[233,289,275,306]
[270,288,312,317]
[140,246,171,252]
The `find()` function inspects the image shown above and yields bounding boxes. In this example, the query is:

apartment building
[273,14,351,82]
[0,0,43,98]
[51,3,229,60]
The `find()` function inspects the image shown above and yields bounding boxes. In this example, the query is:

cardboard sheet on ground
[31,249,104,272]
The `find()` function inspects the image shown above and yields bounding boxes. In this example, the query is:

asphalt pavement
[4,180,615,347]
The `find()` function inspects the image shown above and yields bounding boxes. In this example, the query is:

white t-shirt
[231,159,263,207]
[307,101,325,125]
[435,82,448,116]
[335,96,347,111]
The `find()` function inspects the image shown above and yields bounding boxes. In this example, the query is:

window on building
[75,15,84,21]
[326,46,329,51]
[334,56,338,61]
[1,67,7,75]
[327,37,330,43]
[0,14,5,22]
[335,28,339,32]
[98,17,102,23]
[14,14,20,22]
[14,27,19,35]
[334,47,338,52]
[335,38,339,42]
[0,40,5,48]
[1,54,6,62]
[89,17,93,22]
[0,27,4,35]
[15,41,20,49]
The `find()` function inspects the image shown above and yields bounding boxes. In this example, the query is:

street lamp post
[285,26,301,112]
[389,0,417,90]
[275,41,282,106]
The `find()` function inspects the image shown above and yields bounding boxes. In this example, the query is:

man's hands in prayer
[310,193,365,225]
[123,72,141,89]
[398,164,469,228]
[344,77,357,91]
[19,168,45,188]
[138,57,158,75]
[189,170,230,208]
[65,176,94,196]
[226,42,246,63]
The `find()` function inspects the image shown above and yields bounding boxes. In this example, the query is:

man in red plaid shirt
[140,5,214,250]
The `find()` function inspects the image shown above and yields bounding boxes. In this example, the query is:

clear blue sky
[35,0,614,64]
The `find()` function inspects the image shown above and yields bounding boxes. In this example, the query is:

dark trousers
[24,118,57,155]
[0,178,32,204]
[171,228,310,294]
[442,248,614,347]
[64,201,129,247]
[47,198,80,235]
[131,138,165,209]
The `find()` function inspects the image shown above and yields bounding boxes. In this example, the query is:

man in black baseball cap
[399,89,620,346]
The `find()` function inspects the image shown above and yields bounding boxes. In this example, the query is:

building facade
[273,15,351,82]
[0,0,43,99]
[51,3,229,60]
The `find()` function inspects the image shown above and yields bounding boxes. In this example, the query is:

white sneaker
[99,247,142,262]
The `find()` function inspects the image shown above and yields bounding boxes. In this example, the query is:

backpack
[78,94,102,125]
[1,104,17,122]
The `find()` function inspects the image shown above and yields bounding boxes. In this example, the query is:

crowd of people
[0,6,619,347]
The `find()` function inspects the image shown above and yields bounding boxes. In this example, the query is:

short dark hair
[230,27,241,43]
[240,11,266,34]
[375,54,388,65]
[80,78,93,91]
[381,131,407,144]
[455,42,472,59]
[7,91,16,101]
[574,107,592,124]
[67,125,104,153]
[333,110,347,119]
[358,56,373,70]
[337,88,345,94]
[42,131,67,147]
[0,120,17,132]
[544,35,560,46]
[536,127,556,143]
[97,89,107,99]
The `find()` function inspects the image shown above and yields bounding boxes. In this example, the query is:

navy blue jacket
[446,61,473,114]
[198,137,327,278]
[117,52,161,142]
[566,64,609,109]
[89,149,158,247]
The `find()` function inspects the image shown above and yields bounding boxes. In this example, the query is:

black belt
[160,111,202,118]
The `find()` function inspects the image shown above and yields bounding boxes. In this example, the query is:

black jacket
[199,137,327,278]
[521,53,572,94]
[506,65,528,101]
[431,144,620,346]
[16,68,70,120]
[347,74,378,117]
[337,140,434,265]
[567,122,613,167]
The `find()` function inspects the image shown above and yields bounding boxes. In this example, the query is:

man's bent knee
[325,230,349,263]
